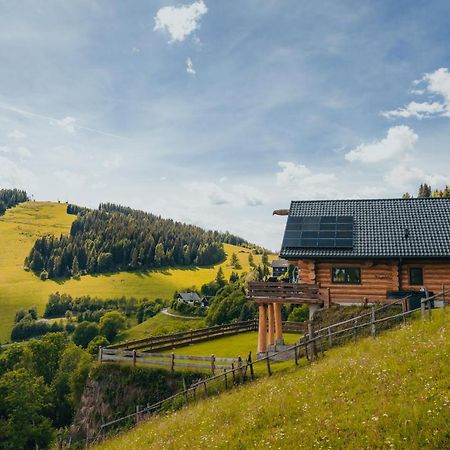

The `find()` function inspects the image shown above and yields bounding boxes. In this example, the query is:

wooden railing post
[421,299,426,320]
[428,298,432,320]
[307,322,317,360]
[133,350,137,367]
[294,344,298,366]
[171,352,175,372]
[211,354,216,375]
[328,327,332,347]
[98,346,103,363]
[238,356,244,383]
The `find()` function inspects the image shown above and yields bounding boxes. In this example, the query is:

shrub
[72,322,99,348]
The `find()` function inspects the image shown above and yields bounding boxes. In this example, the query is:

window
[409,267,423,286]
[332,267,361,284]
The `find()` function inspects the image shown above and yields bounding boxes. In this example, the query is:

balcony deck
[247,281,329,305]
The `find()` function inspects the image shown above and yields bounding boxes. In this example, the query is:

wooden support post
[267,303,275,347]
[257,304,268,353]
[133,350,137,367]
[211,354,215,375]
[294,344,298,366]
[371,307,376,337]
[171,352,175,372]
[274,302,283,345]
[266,352,272,376]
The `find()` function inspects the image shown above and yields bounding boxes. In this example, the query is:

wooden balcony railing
[247,281,330,306]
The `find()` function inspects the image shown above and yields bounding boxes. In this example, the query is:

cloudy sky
[1,1,450,250]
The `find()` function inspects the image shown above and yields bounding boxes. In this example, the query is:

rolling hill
[0,201,272,342]
[95,310,450,450]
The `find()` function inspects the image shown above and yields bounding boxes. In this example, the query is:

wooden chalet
[248,198,450,354]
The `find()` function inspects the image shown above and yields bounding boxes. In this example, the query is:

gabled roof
[177,292,201,302]
[272,258,289,268]
[280,198,450,259]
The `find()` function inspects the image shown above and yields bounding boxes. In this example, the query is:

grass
[121,313,206,341]
[95,310,450,450]
[0,201,273,343]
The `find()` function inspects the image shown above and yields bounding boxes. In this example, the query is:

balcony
[247,281,330,306]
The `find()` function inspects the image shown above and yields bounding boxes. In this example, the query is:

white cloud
[186,57,196,75]
[153,0,208,43]
[275,161,338,199]
[0,155,34,188]
[345,126,418,163]
[383,68,450,119]
[54,116,77,133]
[385,165,450,190]
[382,101,445,119]
[102,154,123,169]
[8,129,26,139]
[131,47,140,54]
[17,146,31,158]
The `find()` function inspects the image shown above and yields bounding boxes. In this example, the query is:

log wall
[295,258,450,304]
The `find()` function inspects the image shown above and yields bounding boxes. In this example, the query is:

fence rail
[247,281,322,304]
[108,319,306,353]
[93,285,449,443]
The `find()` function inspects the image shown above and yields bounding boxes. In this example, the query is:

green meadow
[0,201,272,343]
[96,310,450,450]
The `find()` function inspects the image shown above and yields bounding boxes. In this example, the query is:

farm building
[271,259,289,277]
[176,292,202,306]
[248,197,450,353]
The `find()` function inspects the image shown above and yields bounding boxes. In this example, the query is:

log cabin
[247,197,450,353]
[279,197,450,305]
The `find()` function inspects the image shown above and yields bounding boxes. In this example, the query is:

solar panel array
[282,216,354,249]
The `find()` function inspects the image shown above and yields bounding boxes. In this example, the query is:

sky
[1,0,450,250]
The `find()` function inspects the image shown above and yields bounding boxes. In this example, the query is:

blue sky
[1,0,450,249]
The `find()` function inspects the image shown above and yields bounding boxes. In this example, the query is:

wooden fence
[99,348,242,374]
[94,286,449,440]
[107,319,306,353]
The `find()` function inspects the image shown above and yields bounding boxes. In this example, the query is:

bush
[72,322,99,348]
[99,311,126,341]
[287,305,309,322]
[87,335,110,356]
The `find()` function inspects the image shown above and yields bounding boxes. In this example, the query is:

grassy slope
[0,201,273,342]
[96,311,450,450]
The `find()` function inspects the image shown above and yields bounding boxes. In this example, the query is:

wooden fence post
[328,327,332,347]
[307,322,316,360]
[238,356,244,383]
[353,318,358,342]
[171,352,175,372]
[248,352,255,380]
[443,284,446,310]
[98,347,103,363]
[136,405,140,424]
[133,350,137,367]
[182,377,188,404]
[294,344,298,366]
[371,307,376,337]
[203,381,208,398]
[266,352,272,376]
[421,299,426,320]
[211,354,215,375]
[231,363,236,384]
[224,369,228,389]
[428,298,432,320]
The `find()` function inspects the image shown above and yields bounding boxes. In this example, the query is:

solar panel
[282,216,354,249]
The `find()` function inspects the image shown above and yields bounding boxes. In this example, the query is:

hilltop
[0,201,271,342]
[95,310,450,450]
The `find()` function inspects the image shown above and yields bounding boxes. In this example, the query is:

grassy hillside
[96,311,450,450]
[0,201,273,342]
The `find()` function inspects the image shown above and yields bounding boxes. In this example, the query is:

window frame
[331,266,361,285]
[409,266,424,286]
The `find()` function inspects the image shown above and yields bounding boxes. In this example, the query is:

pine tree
[262,251,269,267]
[230,253,241,270]
[71,256,80,278]
[248,252,255,268]
[215,267,226,287]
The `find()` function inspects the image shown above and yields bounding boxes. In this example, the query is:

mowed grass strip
[95,310,450,450]
[0,201,273,342]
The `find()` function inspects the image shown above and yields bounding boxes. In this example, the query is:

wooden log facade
[296,258,450,304]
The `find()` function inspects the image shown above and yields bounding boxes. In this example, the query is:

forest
[25,203,248,279]
[0,189,28,215]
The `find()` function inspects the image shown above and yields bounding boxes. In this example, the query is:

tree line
[0,188,28,215]
[24,202,248,279]
[403,183,450,199]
